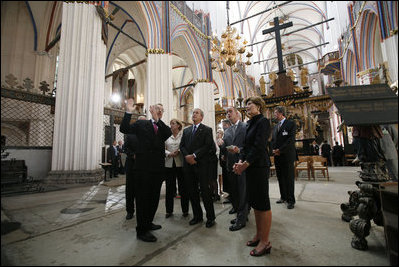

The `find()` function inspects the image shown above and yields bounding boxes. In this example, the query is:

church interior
[1,1,398,266]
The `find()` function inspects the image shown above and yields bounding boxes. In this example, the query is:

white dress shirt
[165,131,183,168]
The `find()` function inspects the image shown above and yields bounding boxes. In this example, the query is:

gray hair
[193,108,204,118]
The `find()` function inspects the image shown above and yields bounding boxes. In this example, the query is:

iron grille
[1,97,54,147]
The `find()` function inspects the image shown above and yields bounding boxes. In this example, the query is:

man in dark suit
[120,99,171,242]
[321,140,332,166]
[116,140,125,174]
[220,107,248,231]
[272,106,297,209]
[180,108,216,228]
[123,115,146,220]
[107,140,119,178]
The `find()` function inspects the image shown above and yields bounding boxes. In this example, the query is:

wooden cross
[262,17,293,74]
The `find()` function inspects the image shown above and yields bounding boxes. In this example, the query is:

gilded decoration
[215,103,226,125]
[146,48,165,56]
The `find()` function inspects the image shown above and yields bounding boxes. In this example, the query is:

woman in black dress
[233,96,272,256]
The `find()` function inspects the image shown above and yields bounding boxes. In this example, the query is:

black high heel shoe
[246,239,260,247]
[250,242,272,256]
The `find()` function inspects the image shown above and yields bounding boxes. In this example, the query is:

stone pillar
[47,2,106,184]
[194,82,216,137]
[380,34,398,82]
[146,52,173,124]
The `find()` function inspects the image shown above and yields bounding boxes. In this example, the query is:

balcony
[318,51,341,75]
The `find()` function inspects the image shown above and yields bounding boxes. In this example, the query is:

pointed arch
[171,24,208,80]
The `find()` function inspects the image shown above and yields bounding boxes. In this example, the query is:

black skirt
[246,166,270,211]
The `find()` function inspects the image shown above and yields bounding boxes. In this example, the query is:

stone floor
[1,167,391,266]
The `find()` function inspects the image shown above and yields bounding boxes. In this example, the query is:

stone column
[47,2,106,184]
[380,34,398,82]
[194,81,216,137]
[146,52,173,124]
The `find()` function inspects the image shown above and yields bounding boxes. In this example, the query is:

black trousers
[165,163,189,214]
[228,170,249,224]
[184,162,215,221]
[110,158,119,177]
[134,169,164,234]
[275,156,295,204]
[125,156,135,214]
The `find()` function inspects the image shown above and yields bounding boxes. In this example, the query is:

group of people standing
[119,97,297,257]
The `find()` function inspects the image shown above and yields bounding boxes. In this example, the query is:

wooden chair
[311,156,330,181]
[270,156,276,176]
[295,156,313,180]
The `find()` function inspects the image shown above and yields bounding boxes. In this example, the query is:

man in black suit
[120,99,171,242]
[220,107,248,231]
[123,115,146,220]
[321,140,332,166]
[107,140,119,178]
[180,108,216,228]
[272,106,297,209]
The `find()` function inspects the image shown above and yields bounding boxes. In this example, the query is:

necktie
[278,121,282,132]
[232,124,237,136]
[192,125,197,135]
[153,121,158,134]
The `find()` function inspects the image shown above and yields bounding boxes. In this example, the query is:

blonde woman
[165,119,189,218]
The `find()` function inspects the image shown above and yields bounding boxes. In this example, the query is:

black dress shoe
[222,199,231,204]
[276,199,285,204]
[126,212,134,220]
[189,218,203,225]
[229,222,245,231]
[182,212,189,217]
[229,208,237,214]
[150,223,162,230]
[205,219,215,228]
[231,218,248,224]
[137,231,157,242]
[287,203,295,209]
[165,213,173,218]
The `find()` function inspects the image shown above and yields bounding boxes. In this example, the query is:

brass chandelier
[210,2,252,72]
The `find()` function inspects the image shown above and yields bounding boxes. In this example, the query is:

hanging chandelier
[210,2,252,73]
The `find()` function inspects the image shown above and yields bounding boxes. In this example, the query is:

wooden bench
[99,163,112,181]
[345,154,358,166]
[270,156,276,176]
[295,156,313,180]
[311,156,330,181]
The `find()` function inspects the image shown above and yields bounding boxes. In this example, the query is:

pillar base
[45,169,104,185]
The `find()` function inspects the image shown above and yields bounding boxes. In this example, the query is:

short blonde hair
[170,118,183,131]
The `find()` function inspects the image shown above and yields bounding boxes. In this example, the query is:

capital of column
[146,48,165,56]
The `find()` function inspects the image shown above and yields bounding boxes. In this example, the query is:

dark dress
[240,114,271,211]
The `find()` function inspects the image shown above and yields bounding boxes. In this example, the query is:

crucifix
[262,17,293,73]
[262,16,294,97]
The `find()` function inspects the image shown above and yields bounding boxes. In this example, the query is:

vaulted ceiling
[192,1,331,79]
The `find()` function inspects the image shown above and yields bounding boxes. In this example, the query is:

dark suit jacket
[107,146,118,163]
[123,134,139,158]
[180,123,213,167]
[321,143,331,157]
[272,118,297,161]
[239,114,271,168]
[221,121,247,171]
[120,113,171,171]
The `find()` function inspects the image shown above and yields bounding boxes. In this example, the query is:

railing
[318,51,340,70]
[171,1,205,34]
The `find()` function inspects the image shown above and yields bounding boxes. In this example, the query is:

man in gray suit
[220,107,248,231]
